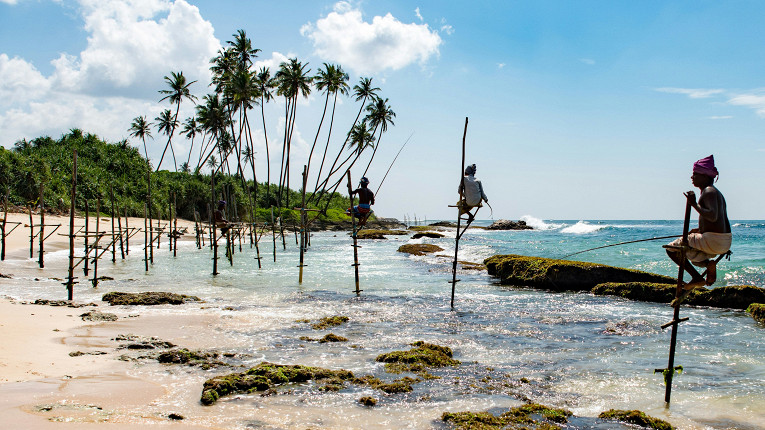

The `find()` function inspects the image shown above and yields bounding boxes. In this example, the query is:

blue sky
[2,0,764,220]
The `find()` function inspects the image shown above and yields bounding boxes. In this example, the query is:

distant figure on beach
[348,177,375,226]
[457,164,488,223]
[666,155,731,299]
[214,200,230,234]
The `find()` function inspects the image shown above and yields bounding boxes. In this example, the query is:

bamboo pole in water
[38,183,44,268]
[1,186,7,261]
[110,186,116,263]
[450,117,469,309]
[347,172,360,295]
[117,206,125,260]
[28,203,33,259]
[125,207,130,255]
[144,203,148,272]
[298,165,307,284]
[84,200,89,276]
[66,150,77,301]
[91,197,100,288]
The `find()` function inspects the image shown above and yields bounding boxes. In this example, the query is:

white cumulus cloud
[727,92,765,117]
[300,1,442,75]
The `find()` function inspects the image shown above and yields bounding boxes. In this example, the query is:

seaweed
[311,316,349,330]
[442,403,572,429]
[102,291,200,306]
[748,303,765,323]
[397,244,444,256]
[376,341,460,373]
[598,409,674,430]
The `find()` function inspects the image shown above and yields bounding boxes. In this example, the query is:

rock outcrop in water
[747,303,764,323]
[486,219,533,230]
[398,244,444,256]
[593,282,765,310]
[484,255,674,291]
[102,291,200,306]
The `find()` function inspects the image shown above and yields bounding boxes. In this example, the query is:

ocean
[2,216,764,429]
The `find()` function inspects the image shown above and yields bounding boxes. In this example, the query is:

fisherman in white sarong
[666,155,732,297]
[457,164,488,223]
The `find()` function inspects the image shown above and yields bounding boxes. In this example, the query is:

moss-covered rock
[598,409,674,430]
[358,396,377,406]
[157,348,225,368]
[398,244,444,256]
[484,254,674,292]
[355,229,408,239]
[748,303,765,323]
[80,310,118,321]
[442,403,572,429]
[376,341,460,373]
[102,291,200,306]
[200,362,356,405]
[412,232,445,239]
[459,261,486,271]
[593,283,765,310]
[311,316,349,330]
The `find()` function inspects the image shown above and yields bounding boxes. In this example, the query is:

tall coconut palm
[310,63,349,190]
[155,109,178,154]
[129,115,153,160]
[195,94,229,172]
[228,29,260,70]
[362,97,396,176]
[274,58,312,208]
[181,116,200,167]
[254,67,276,205]
[156,71,197,172]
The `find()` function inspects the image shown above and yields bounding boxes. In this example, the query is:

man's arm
[688,188,720,222]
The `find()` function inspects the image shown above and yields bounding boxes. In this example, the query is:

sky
[1,0,765,220]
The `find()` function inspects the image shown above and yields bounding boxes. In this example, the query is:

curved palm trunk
[306,92,331,180]
[312,91,339,193]
[362,127,383,177]
[156,103,181,172]
[260,96,271,206]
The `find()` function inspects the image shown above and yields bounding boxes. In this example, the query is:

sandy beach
[0,211,215,428]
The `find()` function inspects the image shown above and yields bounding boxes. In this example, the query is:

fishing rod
[375,131,414,197]
[560,234,682,259]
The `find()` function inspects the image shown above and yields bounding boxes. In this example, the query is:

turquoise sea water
[2,217,763,429]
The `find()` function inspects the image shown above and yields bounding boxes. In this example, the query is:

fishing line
[560,234,682,259]
[375,131,414,197]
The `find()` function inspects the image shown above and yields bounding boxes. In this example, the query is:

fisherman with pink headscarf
[666,155,731,303]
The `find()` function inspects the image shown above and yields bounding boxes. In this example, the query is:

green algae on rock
[300,333,349,343]
[201,362,356,405]
[598,409,674,430]
[354,229,408,239]
[442,403,573,429]
[412,231,445,239]
[157,348,228,369]
[311,315,349,330]
[484,254,674,291]
[397,244,444,256]
[375,341,460,373]
[593,282,765,309]
[748,303,765,323]
[358,396,377,406]
[102,291,200,306]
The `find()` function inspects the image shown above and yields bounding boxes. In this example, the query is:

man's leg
[665,248,705,289]
[704,259,717,285]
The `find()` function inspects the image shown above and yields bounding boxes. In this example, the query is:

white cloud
[497,63,505,69]
[655,87,724,99]
[440,24,453,35]
[0,0,221,158]
[300,1,442,75]
[579,58,595,65]
[728,93,765,117]
[708,115,732,120]
[414,7,423,22]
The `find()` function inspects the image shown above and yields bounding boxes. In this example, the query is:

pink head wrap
[693,154,718,179]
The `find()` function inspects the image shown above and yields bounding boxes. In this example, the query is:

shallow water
[2,218,764,429]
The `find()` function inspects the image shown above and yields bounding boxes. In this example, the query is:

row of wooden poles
[0,150,367,301]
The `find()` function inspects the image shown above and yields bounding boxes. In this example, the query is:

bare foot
[705,261,717,286]
[683,279,705,291]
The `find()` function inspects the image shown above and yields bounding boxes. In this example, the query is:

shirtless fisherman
[666,155,731,296]
[457,164,488,223]
[348,177,375,225]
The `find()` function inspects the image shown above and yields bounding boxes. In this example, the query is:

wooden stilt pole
[271,206,277,262]
[450,117,469,309]
[65,150,78,301]
[657,199,693,405]
[117,206,125,260]
[1,186,7,261]
[124,207,130,255]
[28,203,33,259]
[212,173,219,276]
[173,192,178,257]
[347,172,361,295]
[144,203,148,272]
[92,197,100,288]
[38,183,45,268]
[148,169,153,264]
[84,200,90,276]
[298,165,307,284]
[110,186,116,263]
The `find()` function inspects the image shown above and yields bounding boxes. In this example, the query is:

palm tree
[274,58,312,208]
[129,115,153,160]
[181,116,200,167]
[362,97,396,176]
[310,63,349,189]
[228,29,260,69]
[254,67,276,205]
[156,71,197,172]
[195,94,229,172]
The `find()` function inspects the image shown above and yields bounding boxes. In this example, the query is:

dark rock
[311,316,349,330]
[32,299,95,308]
[102,292,200,306]
[168,413,184,420]
[80,310,118,321]
[599,409,674,430]
[484,254,675,292]
[592,282,676,303]
[397,244,444,256]
[412,232,445,239]
[429,221,456,227]
[748,303,765,323]
[0,273,12,279]
[593,283,765,310]
[442,403,573,429]
[354,229,408,239]
[114,334,175,349]
[486,219,533,230]
[358,396,377,407]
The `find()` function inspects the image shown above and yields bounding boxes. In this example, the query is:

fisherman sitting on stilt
[666,155,732,305]
[457,164,488,223]
[347,177,375,227]
[214,200,231,234]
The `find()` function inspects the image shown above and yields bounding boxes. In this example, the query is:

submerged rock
[80,310,118,321]
[354,229,408,240]
[486,219,533,230]
[200,362,356,405]
[412,232,445,239]
[484,254,674,292]
[375,341,460,373]
[311,316,349,330]
[598,409,674,430]
[442,403,572,429]
[102,291,200,306]
[593,282,765,310]
[358,396,377,407]
[748,303,765,323]
[398,244,444,256]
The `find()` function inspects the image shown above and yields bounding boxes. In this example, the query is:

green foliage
[0,131,351,222]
